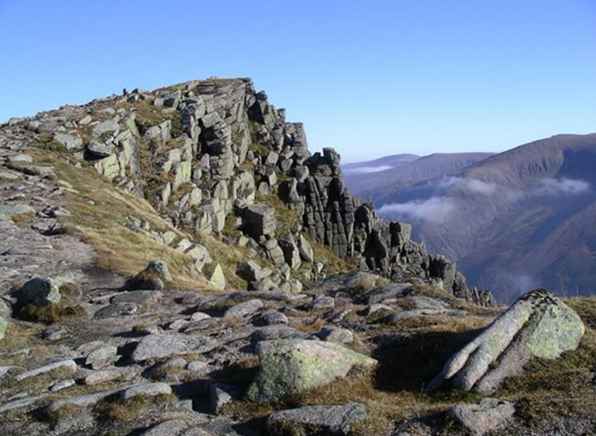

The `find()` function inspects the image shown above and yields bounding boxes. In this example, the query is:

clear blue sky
[1,1,595,162]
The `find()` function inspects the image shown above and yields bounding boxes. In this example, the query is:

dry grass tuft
[95,393,175,422]
[28,149,207,290]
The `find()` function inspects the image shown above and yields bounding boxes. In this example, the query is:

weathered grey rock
[47,387,123,412]
[237,260,271,282]
[82,366,140,385]
[206,263,226,290]
[7,153,32,164]
[367,283,412,304]
[93,302,138,319]
[247,339,377,402]
[279,235,301,269]
[85,344,119,369]
[267,402,367,436]
[54,132,83,151]
[429,289,585,393]
[242,204,276,239]
[120,382,172,400]
[312,295,335,310]
[208,383,240,413]
[261,310,289,325]
[16,359,77,381]
[141,419,192,436]
[124,260,172,290]
[50,378,76,392]
[0,394,48,414]
[449,398,515,435]
[0,313,7,341]
[87,141,114,157]
[131,333,217,362]
[366,304,395,323]
[264,238,286,266]
[92,118,119,137]
[15,277,61,306]
[224,299,264,319]
[297,234,314,263]
[317,326,354,344]
[252,325,305,343]
[110,290,162,305]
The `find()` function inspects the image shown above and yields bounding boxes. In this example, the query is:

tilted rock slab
[131,333,217,362]
[247,339,377,403]
[267,402,367,436]
[429,289,585,393]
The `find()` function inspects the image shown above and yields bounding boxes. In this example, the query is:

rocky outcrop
[0,77,490,305]
[429,289,585,393]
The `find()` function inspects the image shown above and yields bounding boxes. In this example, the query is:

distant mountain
[344,152,493,202]
[348,134,596,302]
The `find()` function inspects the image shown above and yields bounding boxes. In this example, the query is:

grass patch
[255,192,300,237]
[28,149,206,290]
[310,239,356,276]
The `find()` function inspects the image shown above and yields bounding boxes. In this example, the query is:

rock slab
[429,289,585,393]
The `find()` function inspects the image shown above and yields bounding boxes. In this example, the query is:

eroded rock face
[429,289,585,393]
[246,339,377,403]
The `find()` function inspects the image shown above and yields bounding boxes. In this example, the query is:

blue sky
[1,1,595,162]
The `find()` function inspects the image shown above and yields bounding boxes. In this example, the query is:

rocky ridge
[0,78,491,305]
[0,79,593,436]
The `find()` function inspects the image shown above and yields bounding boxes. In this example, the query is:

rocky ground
[0,78,595,435]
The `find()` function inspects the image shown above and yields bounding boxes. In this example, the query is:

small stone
[41,325,68,341]
[190,312,211,322]
[312,295,335,310]
[50,379,76,392]
[449,399,515,435]
[16,359,77,381]
[261,310,289,325]
[208,383,239,413]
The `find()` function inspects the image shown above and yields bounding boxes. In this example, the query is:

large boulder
[246,339,377,403]
[267,403,367,436]
[242,205,276,239]
[429,289,585,393]
[15,277,61,306]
